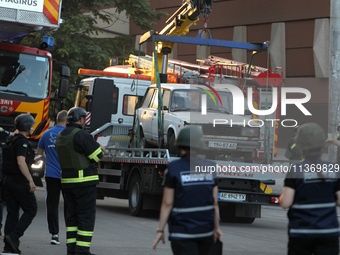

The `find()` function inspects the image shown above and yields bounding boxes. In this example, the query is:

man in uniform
[36,110,67,245]
[153,126,222,254]
[2,114,37,254]
[281,123,340,254]
[285,126,302,163]
[55,107,104,255]
[0,127,16,236]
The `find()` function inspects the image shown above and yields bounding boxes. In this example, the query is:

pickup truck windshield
[0,50,50,99]
[171,89,233,113]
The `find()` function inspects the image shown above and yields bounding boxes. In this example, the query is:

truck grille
[198,124,242,137]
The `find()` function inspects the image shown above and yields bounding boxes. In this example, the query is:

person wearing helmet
[280,123,340,255]
[55,107,104,255]
[0,127,16,237]
[153,126,222,254]
[284,126,302,163]
[2,114,37,254]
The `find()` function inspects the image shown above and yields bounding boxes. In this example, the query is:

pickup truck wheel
[128,174,144,216]
[168,131,178,156]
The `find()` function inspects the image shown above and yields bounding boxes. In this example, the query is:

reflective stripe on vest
[291,202,336,209]
[61,170,99,184]
[290,228,340,234]
[170,231,214,239]
[172,205,214,213]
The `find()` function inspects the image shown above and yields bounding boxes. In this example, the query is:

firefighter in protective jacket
[55,107,103,255]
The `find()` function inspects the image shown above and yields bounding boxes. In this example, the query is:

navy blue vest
[288,160,340,237]
[165,157,216,240]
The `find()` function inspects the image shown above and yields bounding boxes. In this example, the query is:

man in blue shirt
[36,110,67,245]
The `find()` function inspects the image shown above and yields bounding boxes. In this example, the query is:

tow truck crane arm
[153,0,212,83]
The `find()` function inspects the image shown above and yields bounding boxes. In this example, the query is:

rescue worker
[285,126,302,163]
[55,107,104,255]
[280,123,340,255]
[2,114,37,254]
[152,126,222,255]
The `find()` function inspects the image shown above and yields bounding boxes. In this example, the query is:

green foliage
[46,0,164,114]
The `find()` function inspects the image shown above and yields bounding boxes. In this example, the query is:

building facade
[130,0,331,148]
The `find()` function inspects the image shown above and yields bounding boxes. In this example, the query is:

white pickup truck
[135,83,261,162]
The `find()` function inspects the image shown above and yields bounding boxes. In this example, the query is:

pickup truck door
[151,89,170,143]
[139,89,155,140]
[149,90,160,142]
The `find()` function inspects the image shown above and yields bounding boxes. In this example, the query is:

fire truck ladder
[128,54,202,82]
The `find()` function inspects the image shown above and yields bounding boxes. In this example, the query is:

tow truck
[75,0,284,223]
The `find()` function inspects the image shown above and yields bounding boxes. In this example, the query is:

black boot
[4,235,21,254]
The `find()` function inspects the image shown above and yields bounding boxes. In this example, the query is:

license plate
[208,141,237,149]
[218,192,246,202]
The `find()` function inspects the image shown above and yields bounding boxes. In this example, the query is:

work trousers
[64,185,96,254]
[288,236,339,255]
[3,175,37,240]
[171,238,213,255]
[45,177,64,235]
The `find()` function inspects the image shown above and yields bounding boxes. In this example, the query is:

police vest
[288,164,340,237]
[166,157,216,240]
[56,128,90,171]
[56,128,99,187]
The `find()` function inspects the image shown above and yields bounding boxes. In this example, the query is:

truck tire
[128,173,144,216]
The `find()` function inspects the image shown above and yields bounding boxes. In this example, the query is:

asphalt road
[0,184,292,255]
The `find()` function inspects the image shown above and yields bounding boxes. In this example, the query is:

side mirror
[85,95,94,112]
[60,65,70,78]
[58,78,69,98]
[162,105,169,111]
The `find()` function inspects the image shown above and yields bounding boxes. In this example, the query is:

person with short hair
[36,110,68,245]
[281,123,340,255]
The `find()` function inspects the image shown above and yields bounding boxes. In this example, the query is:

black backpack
[2,136,26,175]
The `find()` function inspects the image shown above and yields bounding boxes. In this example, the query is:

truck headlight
[241,127,259,137]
